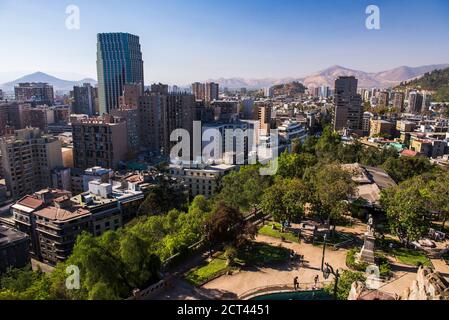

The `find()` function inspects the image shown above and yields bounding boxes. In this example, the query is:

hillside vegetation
[397,67,449,102]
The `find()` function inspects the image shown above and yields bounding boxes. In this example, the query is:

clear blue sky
[0,0,448,85]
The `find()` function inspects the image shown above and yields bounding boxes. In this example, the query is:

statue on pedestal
[358,214,376,265]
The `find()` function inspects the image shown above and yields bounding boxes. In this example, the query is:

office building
[97,33,144,114]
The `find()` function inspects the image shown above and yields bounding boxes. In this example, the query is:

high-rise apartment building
[14,83,54,105]
[0,128,63,199]
[27,105,55,131]
[161,93,195,157]
[150,83,169,95]
[110,107,141,151]
[408,92,424,114]
[138,93,163,152]
[72,115,128,169]
[205,82,219,102]
[72,83,98,116]
[119,83,142,109]
[96,33,144,115]
[333,76,363,132]
[378,91,390,109]
[258,105,272,136]
[393,92,405,113]
[192,82,205,101]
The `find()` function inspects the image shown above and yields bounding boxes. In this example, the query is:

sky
[0,0,448,85]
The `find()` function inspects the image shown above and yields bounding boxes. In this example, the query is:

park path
[202,234,348,297]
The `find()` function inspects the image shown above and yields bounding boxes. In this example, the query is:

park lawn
[391,247,432,267]
[185,254,230,286]
[258,223,298,243]
[239,242,291,267]
[185,243,291,286]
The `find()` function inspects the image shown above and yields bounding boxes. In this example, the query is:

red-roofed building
[400,149,418,157]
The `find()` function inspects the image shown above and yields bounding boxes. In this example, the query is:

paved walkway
[203,234,348,297]
[154,230,424,300]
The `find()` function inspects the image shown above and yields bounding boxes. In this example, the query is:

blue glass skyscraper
[96,33,144,115]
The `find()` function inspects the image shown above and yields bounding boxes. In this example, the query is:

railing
[238,281,332,300]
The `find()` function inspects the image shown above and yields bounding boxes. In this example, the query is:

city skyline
[1,0,449,84]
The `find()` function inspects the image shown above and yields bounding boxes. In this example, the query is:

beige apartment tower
[72,115,128,169]
[0,128,63,199]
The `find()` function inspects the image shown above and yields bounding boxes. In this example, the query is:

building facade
[97,33,144,115]
[72,115,128,169]
[0,128,63,199]
[333,76,363,133]
[14,82,54,106]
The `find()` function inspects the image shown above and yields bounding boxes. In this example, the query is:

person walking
[294,276,300,291]
[314,275,320,290]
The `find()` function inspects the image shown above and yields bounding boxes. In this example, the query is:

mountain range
[1,64,448,92]
[0,72,97,92]
[207,64,449,89]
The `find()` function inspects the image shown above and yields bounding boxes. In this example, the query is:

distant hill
[271,81,306,96]
[396,67,449,102]
[207,64,449,89]
[1,72,97,92]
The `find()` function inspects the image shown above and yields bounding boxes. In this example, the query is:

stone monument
[358,214,376,265]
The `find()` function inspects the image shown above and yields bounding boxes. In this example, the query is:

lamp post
[321,234,327,271]
[323,263,340,300]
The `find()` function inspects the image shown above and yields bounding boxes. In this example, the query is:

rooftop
[13,195,44,212]
[0,225,28,247]
[34,206,90,222]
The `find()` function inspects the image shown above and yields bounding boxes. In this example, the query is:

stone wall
[400,266,449,300]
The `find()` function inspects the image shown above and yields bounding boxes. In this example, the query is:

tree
[325,270,366,300]
[138,182,187,216]
[427,172,449,230]
[217,165,271,213]
[277,151,317,179]
[315,126,342,161]
[260,178,309,223]
[205,203,256,248]
[382,156,435,183]
[381,177,432,245]
[308,164,356,225]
